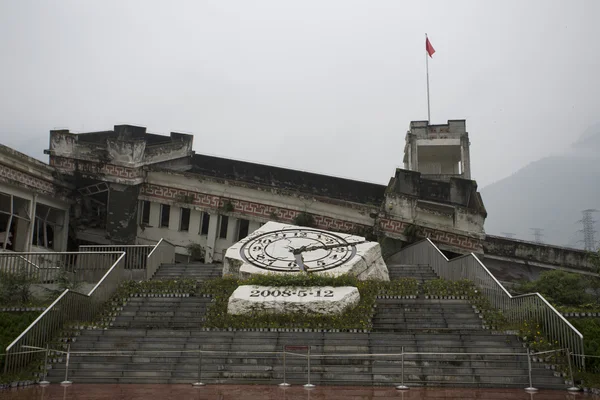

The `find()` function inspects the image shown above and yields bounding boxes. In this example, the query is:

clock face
[239,228,357,272]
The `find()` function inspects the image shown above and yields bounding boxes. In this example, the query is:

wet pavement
[0,385,595,400]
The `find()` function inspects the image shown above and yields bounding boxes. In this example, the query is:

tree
[516,269,593,307]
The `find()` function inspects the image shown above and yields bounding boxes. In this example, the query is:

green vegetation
[422,279,477,298]
[516,269,593,306]
[572,319,600,373]
[512,254,600,386]
[0,271,36,306]
[293,212,315,228]
[115,279,198,298]
[0,311,41,380]
[378,278,418,297]
[186,242,206,262]
[198,274,416,331]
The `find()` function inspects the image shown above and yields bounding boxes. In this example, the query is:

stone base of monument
[227,285,360,315]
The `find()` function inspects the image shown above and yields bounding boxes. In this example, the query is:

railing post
[524,348,537,392]
[396,346,409,390]
[61,344,72,385]
[279,345,290,387]
[303,346,315,388]
[192,346,205,387]
[566,348,580,392]
[39,344,50,385]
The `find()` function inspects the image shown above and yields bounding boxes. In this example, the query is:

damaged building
[0,120,594,283]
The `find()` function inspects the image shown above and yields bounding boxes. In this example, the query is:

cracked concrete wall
[483,235,595,271]
[106,138,146,165]
[106,183,140,244]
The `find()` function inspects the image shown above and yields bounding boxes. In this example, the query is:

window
[0,193,31,251]
[140,200,151,225]
[160,204,170,228]
[179,208,190,231]
[237,219,250,241]
[200,212,210,235]
[219,215,229,239]
[33,204,62,250]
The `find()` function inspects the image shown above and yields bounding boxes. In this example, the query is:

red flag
[426,37,435,58]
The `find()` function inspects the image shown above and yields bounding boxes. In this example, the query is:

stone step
[45,365,564,388]
[372,313,479,318]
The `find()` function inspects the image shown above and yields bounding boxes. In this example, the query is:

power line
[578,209,598,251]
[530,228,544,244]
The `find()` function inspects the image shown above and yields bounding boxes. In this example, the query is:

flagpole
[425,33,431,123]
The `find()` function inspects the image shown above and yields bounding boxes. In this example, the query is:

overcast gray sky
[1,0,598,188]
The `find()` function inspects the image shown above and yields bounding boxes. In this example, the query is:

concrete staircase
[151,263,223,281]
[44,262,567,388]
[112,297,211,329]
[387,264,438,283]
[372,299,483,331]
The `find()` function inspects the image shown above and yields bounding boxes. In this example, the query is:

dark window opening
[180,208,190,231]
[141,200,151,224]
[219,215,229,239]
[237,219,250,241]
[200,213,210,235]
[160,204,170,228]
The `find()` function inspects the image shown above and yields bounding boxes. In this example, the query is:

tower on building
[403,120,471,181]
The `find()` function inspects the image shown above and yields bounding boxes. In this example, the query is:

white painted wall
[136,200,256,262]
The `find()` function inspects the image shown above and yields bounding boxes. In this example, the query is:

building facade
[0,120,592,284]
[0,145,72,253]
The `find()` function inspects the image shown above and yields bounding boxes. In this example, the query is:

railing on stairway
[79,244,154,271]
[79,239,176,280]
[0,251,122,284]
[3,252,126,375]
[398,238,585,368]
[146,239,176,280]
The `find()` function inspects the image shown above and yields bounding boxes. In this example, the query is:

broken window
[32,204,63,250]
[140,200,151,225]
[219,215,229,239]
[200,212,210,235]
[160,204,170,228]
[237,219,249,241]
[179,208,190,232]
[0,192,31,251]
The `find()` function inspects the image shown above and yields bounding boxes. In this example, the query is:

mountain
[481,125,600,248]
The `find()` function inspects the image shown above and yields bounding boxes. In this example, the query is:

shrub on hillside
[516,270,593,307]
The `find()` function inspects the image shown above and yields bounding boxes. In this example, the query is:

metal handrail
[0,251,124,284]
[3,252,126,374]
[146,239,176,280]
[16,255,40,270]
[27,345,573,390]
[398,238,585,368]
[80,245,155,249]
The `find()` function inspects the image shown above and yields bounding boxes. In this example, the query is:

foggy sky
[1,0,599,188]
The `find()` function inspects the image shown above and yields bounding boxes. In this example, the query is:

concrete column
[25,194,37,252]
[60,208,69,252]
[227,216,238,243]
[12,198,31,252]
[189,209,201,235]
[461,136,472,180]
[149,202,160,227]
[411,140,419,171]
[168,206,179,231]
[205,212,219,263]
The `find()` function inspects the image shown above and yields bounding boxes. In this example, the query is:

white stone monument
[223,221,389,281]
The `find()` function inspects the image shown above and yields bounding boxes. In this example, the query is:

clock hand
[293,253,306,273]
